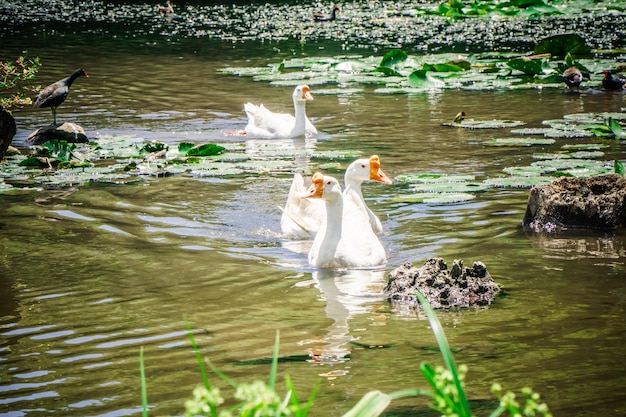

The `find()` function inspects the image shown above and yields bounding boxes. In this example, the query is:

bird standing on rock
[33,68,89,125]
[602,70,626,91]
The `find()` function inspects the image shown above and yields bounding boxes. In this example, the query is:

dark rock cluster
[523,174,626,232]
[384,258,501,309]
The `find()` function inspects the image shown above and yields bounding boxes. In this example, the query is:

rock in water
[26,122,88,145]
[523,174,626,232]
[384,258,501,309]
[0,106,17,161]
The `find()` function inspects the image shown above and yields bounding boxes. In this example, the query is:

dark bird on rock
[602,70,626,91]
[561,66,590,89]
[33,68,89,124]
[313,5,341,22]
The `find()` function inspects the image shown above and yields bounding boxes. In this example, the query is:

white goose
[280,155,392,239]
[243,85,318,139]
[305,172,387,269]
[343,155,392,234]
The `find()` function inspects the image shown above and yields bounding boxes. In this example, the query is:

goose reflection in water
[302,269,387,365]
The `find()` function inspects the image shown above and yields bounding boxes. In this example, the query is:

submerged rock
[26,122,88,145]
[522,174,626,232]
[384,258,501,309]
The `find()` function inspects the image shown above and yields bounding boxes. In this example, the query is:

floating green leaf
[390,192,476,205]
[484,176,554,188]
[181,143,226,157]
[408,70,446,88]
[506,57,552,75]
[533,33,592,57]
[482,137,555,146]
[380,49,408,68]
[409,182,489,194]
[395,173,476,183]
[444,119,526,129]
[615,160,625,177]
[609,117,626,139]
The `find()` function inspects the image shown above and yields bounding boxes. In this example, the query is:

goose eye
[361,164,366,168]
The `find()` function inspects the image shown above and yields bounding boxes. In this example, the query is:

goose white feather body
[307,174,386,269]
[244,85,317,139]
[280,156,391,239]
[280,173,325,239]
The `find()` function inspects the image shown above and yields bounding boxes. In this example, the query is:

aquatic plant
[0,55,40,110]
[218,35,619,94]
[137,295,551,417]
[414,0,562,20]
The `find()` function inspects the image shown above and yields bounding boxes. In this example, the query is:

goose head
[293,85,314,104]
[345,155,393,185]
[305,172,342,202]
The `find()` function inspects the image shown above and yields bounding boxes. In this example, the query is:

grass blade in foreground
[417,291,472,417]
[140,347,148,417]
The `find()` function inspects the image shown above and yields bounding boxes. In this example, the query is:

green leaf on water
[395,173,476,183]
[444,119,526,129]
[184,143,226,157]
[483,176,554,188]
[533,33,592,57]
[615,160,625,176]
[408,70,445,88]
[482,138,554,146]
[423,62,466,72]
[390,192,476,205]
[609,117,626,139]
[561,143,609,150]
[506,57,552,75]
[409,182,489,194]
[380,49,408,68]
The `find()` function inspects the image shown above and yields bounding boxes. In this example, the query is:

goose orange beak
[302,85,314,101]
[369,155,392,184]
[304,172,324,198]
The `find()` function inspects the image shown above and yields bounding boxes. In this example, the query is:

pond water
[1,2,626,417]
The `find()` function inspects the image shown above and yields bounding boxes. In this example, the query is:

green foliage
[608,117,626,139]
[0,56,40,110]
[506,57,551,75]
[416,292,472,417]
[615,160,625,177]
[140,347,148,417]
[533,33,592,57]
[179,142,226,157]
[489,384,552,417]
[376,49,408,76]
[415,0,562,20]
[171,328,319,417]
[140,141,168,154]
[133,297,553,417]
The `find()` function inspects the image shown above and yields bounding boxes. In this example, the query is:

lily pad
[532,153,572,160]
[408,181,489,193]
[510,127,552,136]
[561,143,609,150]
[482,138,555,146]
[506,57,552,75]
[533,33,592,57]
[394,173,476,183]
[569,151,604,159]
[484,176,554,188]
[391,192,476,205]
[444,119,526,129]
